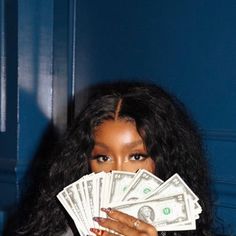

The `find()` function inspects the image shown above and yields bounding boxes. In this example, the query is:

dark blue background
[0,0,235,235]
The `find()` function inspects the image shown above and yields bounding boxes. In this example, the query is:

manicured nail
[90,228,105,235]
[101,207,112,213]
[93,216,106,222]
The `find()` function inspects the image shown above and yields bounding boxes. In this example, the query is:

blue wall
[74,1,236,234]
[0,0,236,235]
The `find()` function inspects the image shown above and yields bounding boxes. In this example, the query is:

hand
[90,208,158,236]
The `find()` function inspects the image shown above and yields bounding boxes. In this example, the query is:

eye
[92,155,112,163]
[129,153,149,161]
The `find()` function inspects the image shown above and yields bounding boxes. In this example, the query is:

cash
[57,170,202,235]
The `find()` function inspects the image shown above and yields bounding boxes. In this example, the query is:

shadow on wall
[2,86,93,236]
[2,89,59,236]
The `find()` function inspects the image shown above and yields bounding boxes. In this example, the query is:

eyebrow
[94,140,144,149]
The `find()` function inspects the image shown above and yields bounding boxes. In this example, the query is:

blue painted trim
[213,180,236,210]
[0,158,30,209]
[0,210,5,236]
[0,158,30,183]
[202,129,236,142]
[0,0,6,132]
[0,158,16,183]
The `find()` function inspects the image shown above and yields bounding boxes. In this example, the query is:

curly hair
[13,81,214,236]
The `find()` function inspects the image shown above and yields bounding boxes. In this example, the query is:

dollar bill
[162,195,196,231]
[57,191,75,218]
[110,193,193,231]
[57,190,88,236]
[121,169,163,201]
[167,220,196,231]
[146,173,201,215]
[73,180,93,232]
[108,171,136,203]
[83,175,97,228]
[79,177,95,229]
[146,173,198,200]
[96,172,107,218]
[57,170,202,234]
[100,172,111,212]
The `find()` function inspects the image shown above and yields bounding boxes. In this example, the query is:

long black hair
[13,81,213,235]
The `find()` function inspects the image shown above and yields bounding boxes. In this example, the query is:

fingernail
[101,207,112,213]
[90,228,105,235]
[93,216,106,222]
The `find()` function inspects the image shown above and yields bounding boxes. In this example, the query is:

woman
[14,81,213,235]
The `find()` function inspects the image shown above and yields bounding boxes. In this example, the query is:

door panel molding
[0,0,6,132]
[203,129,236,142]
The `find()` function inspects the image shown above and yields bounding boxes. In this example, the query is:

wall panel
[73,1,236,234]
[1,0,236,235]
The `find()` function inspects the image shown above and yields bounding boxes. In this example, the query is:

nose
[113,160,125,171]
[112,160,135,172]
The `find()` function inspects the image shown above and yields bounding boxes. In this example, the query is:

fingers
[92,216,137,236]
[89,228,106,236]
[102,207,156,234]
[89,228,117,236]
[91,208,157,236]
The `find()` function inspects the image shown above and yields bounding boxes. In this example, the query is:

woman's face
[90,119,155,173]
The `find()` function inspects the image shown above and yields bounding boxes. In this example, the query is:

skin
[90,119,155,173]
[89,119,158,236]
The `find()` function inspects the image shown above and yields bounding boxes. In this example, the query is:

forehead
[93,119,144,145]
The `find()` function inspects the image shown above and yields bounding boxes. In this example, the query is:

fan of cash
[57,169,202,236]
